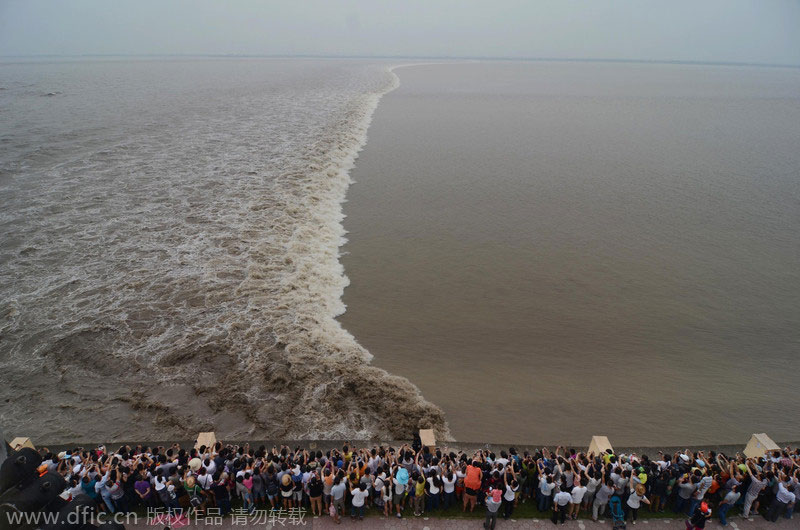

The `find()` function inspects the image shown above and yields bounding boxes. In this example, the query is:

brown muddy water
[339,61,800,446]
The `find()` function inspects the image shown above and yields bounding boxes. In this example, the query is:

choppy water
[339,61,800,446]
[0,58,447,443]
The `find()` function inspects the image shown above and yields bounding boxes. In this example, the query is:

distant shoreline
[0,54,798,69]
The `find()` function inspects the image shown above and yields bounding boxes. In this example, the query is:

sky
[1,0,798,65]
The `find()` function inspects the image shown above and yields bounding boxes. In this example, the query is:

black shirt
[309,480,323,497]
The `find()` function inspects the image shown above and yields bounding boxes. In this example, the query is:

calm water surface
[339,61,800,445]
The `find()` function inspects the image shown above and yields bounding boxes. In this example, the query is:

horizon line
[0,53,798,69]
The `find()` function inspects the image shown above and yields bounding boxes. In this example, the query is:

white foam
[0,58,449,442]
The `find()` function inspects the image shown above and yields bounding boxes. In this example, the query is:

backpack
[266,475,279,495]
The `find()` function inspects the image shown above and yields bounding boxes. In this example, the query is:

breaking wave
[0,58,449,443]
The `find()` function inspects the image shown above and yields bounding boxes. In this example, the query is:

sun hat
[396,468,409,486]
[679,454,690,463]
[189,458,202,471]
[185,476,196,488]
[281,474,291,486]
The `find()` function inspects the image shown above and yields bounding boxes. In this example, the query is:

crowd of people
[31,437,800,528]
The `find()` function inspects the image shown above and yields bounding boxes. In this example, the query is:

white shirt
[351,488,369,507]
[554,491,572,507]
[197,474,214,490]
[571,485,587,504]
[627,492,647,509]
[442,475,456,493]
[539,478,555,495]
[369,457,382,473]
[427,477,440,494]
[777,482,796,504]
[504,484,518,502]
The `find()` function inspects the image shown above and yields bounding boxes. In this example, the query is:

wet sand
[339,61,800,446]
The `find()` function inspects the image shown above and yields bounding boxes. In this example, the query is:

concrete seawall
[26,438,800,457]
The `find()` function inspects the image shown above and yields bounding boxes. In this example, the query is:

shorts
[466,488,478,496]
[294,491,303,501]
[393,492,405,505]
[334,497,345,512]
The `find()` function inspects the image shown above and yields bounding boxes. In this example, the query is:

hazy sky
[1,0,798,65]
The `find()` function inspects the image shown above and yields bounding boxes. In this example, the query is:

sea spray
[233,65,450,440]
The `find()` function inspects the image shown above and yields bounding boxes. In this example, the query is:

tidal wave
[0,58,448,443]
